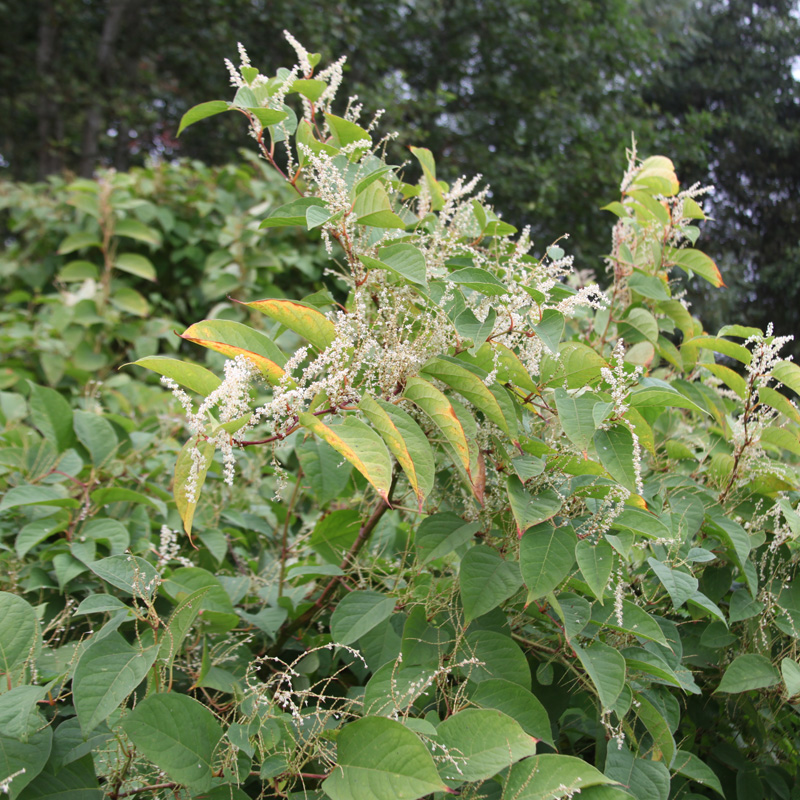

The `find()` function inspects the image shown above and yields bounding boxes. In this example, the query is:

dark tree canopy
[1,0,798,348]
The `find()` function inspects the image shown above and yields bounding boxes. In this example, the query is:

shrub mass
[1,34,800,800]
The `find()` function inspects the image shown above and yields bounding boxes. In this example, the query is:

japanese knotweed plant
[13,32,794,800]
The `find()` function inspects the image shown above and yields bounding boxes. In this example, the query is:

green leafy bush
[0,154,327,390]
[2,33,800,800]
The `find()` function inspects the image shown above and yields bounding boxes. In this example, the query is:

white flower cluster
[156,525,194,571]
[162,353,259,498]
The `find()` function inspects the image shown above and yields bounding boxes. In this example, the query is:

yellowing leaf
[403,376,478,483]
[299,414,393,502]
[359,395,435,510]
[179,335,287,386]
[246,298,336,351]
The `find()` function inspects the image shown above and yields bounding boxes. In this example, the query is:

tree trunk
[36,0,62,178]
[78,0,130,177]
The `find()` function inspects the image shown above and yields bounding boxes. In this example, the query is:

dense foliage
[2,34,800,800]
[0,155,325,389]
[4,1,800,352]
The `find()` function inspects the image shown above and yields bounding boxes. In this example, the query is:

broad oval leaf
[573,641,627,710]
[299,414,393,502]
[436,709,537,783]
[519,523,577,602]
[470,679,553,744]
[73,631,158,733]
[0,592,39,687]
[128,356,222,397]
[508,477,563,538]
[177,100,230,136]
[122,693,223,793]
[330,590,396,645]
[715,654,780,693]
[504,754,615,800]
[459,545,522,623]
[323,716,446,800]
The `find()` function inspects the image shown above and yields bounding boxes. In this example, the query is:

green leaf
[470,679,553,745]
[311,510,361,565]
[665,246,724,287]
[421,357,518,440]
[299,415,393,503]
[114,252,156,281]
[629,378,708,414]
[110,286,149,317]
[590,601,669,646]
[57,231,101,254]
[520,523,576,602]
[247,107,289,128]
[297,438,353,506]
[415,513,481,564]
[436,709,537,783]
[403,376,478,483]
[330,591,396,645]
[459,545,522,623]
[461,630,531,688]
[15,514,69,559]
[158,586,212,670]
[575,538,614,603]
[532,309,565,354]
[246,298,336,351]
[17,753,102,798]
[0,684,46,741]
[0,486,78,513]
[504,754,615,800]
[323,716,446,800]
[781,657,800,696]
[594,425,638,493]
[554,389,600,451]
[88,555,160,601]
[122,693,223,793]
[507,477,563,538]
[628,270,670,301]
[685,336,751,365]
[177,101,230,136]
[612,508,671,540]
[410,146,445,211]
[635,694,675,766]
[774,359,800,397]
[73,410,118,466]
[128,356,222,397]
[114,218,161,246]
[259,197,327,228]
[672,749,724,797]
[290,78,327,101]
[573,641,626,710]
[174,436,215,535]
[324,113,371,148]
[604,747,669,800]
[647,558,698,609]
[619,307,659,344]
[28,382,75,451]
[715,654,780,693]
[0,592,39,687]
[353,182,407,229]
[0,727,52,798]
[358,243,428,290]
[359,395,435,510]
[73,631,158,734]
[448,267,507,296]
